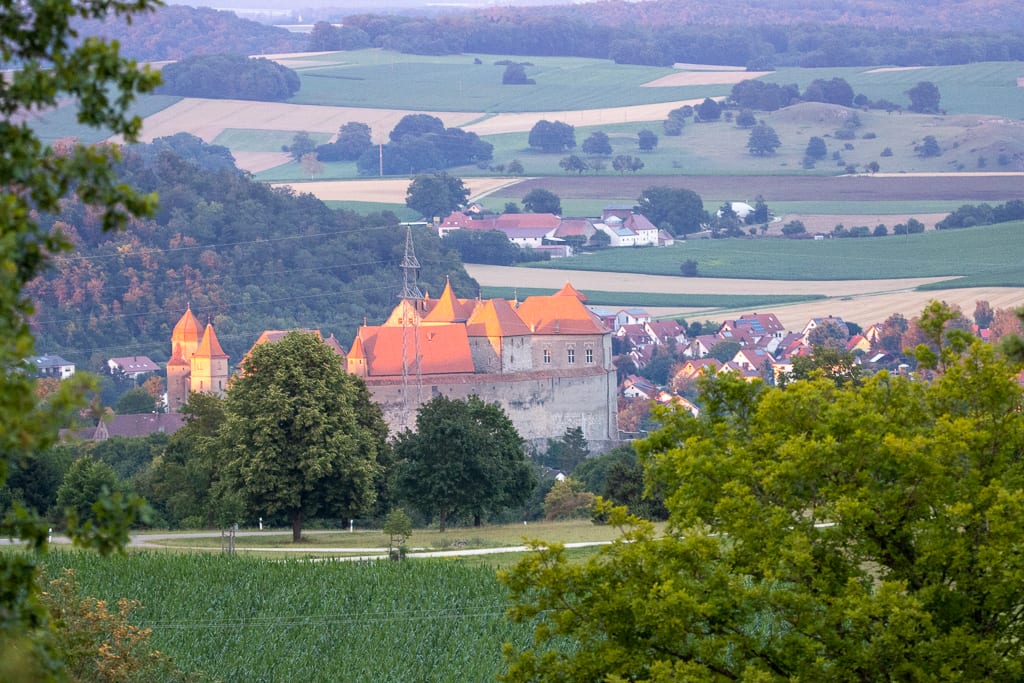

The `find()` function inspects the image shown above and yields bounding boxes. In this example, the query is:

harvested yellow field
[463,100,703,136]
[133,98,481,144]
[271,177,521,203]
[642,71,771,87]
[464,264,1024,331]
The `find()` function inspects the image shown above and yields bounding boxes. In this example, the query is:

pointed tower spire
[399,225,423,300]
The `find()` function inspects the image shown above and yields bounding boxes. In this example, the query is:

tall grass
[43,551,527,682]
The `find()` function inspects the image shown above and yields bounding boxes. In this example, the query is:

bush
[834,128,856,140]
[881,147,893,157]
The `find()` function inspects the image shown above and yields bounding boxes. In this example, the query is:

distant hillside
[79,5,305,61]
[26,135,473,369]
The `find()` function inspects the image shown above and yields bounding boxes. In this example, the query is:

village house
[107,355,160,380]
[27,354,75,379]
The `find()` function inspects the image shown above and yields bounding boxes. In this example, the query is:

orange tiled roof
[171,305,200,345]
[195,323,228,359]
[466,298,531,337]
[167,342,188,367]
[516,292,607,335]
[494,213,561,229]
[348,333,366,360]
[422,279,475,323]
[361,324,475,375]
[554,281,587,302]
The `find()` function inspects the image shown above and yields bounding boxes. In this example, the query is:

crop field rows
[46,551,530,682]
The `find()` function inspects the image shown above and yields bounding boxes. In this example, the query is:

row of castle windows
[543,344,595,365]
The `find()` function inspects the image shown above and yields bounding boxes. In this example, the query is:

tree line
[158,54,301,101]
[327,5,1024,69]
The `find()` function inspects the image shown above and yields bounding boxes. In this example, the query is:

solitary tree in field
[906,81,941,113]
[581,131,612,156]
[406,172,470,219]
[559,154,588,175]
[747,123,781,156]
[637,129,658,151]
[220,332,388,541]
[528,120,576,152]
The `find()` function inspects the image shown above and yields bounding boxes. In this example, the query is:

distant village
[36,275,1005,449]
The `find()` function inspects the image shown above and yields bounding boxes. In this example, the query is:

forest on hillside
[25,135,474,371]
[82,2,1024,68]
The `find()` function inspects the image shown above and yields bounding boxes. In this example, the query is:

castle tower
[347,334,367,378]
[165,342,191,413]
[190,323,229,396]
[171,304,201,361]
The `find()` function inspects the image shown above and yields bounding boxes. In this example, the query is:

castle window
[567,347,575,364]
[543,348,551,364]
[585,346,594,364]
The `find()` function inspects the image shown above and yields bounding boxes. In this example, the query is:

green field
[42,551,530,682]
[286,50,698,112]
[212,128,331,152]
[482,286,825,309]
[524,220,1024,283]
[767,62,1024,120]
[27,95,182,144]
[280,51,1024,120]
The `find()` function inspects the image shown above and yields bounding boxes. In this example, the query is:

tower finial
[399,225,424,301]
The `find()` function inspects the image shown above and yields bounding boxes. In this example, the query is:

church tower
[190,323,229,396]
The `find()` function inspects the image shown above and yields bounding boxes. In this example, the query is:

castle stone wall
[365,367,618,443]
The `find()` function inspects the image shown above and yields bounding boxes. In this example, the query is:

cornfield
[43,551,531,682]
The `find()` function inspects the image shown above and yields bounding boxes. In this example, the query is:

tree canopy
[405,172,470,220]
[907,80,942,113]
[502,311,1024,682]
[637,186,709,236]
[522,188,562,214]
[581,131,612,156]
[746,123,782,155]
[159,54,300,101]
[357,116,492,175]
[316,122,373,162]
[219,332,389,541]
[0,0,161,674]
[528,120,576,153]
[395,395,534,531]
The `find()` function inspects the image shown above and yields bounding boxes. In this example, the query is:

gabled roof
[347,334,366,360]
[172,305,201,346]
[466,298,531,337]
[361,324,475,375]
[516,290,606,335]
[553,218,592,238]
[624,213,658,233]
[28,354,74,368]
[194,323,228,359]
[323,333,346,358]
[494,213,562,229]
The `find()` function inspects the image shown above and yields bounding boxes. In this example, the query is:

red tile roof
[171,305,200,346]
[466,298,531,337]
[195,323,228,359]
[361,324,475,375]
[516,292,606,334]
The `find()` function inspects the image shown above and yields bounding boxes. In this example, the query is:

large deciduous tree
[316,121,373,162]
[522,188,562,214]
[396,395,534,531]
[0,0,160,672]
[637,186,708,236]
[747,123,781,156]
[528,119,576,152]
[219,332,388,541]
[405,172,470,220]
[907,80,941,113]
[581,131,612,156]
[502,305,1024,682]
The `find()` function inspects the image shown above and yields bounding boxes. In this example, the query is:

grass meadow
[524,220,1024,283]
[42,550,532,682]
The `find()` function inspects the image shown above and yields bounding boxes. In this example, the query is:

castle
[346,278,619,444]
[166,304,229,413]
[167,235,618,445]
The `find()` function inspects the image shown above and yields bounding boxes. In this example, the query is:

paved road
[2,530,608,560]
